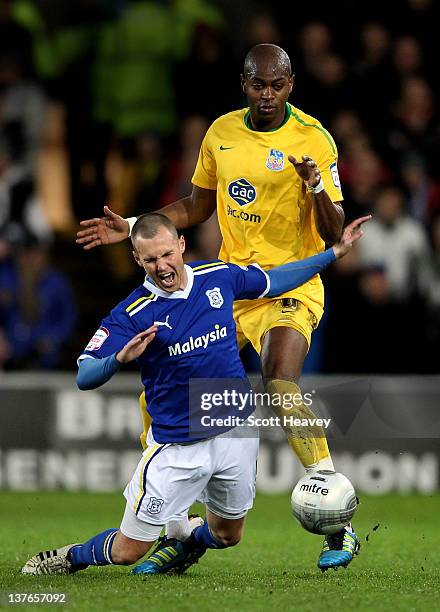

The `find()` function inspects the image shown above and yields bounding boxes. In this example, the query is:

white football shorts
[123,425,259,527]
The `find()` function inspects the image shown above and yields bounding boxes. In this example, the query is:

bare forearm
[127,197,198,236]
[287,154,345,245]
[157,186,217,230]
[312,193,344,245]
[158,196,195,230]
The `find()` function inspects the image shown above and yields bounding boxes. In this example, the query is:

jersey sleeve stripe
[289,107,337,155]
[193,265,229,275]
[126,294,154,313]
[128,297,156,317]
[192,261,225,272]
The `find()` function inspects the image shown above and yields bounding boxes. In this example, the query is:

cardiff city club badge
[146,497,164,514]
[206,287,224,309]
[266,149,284,172]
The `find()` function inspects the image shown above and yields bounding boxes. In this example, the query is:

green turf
[0,492,439,611]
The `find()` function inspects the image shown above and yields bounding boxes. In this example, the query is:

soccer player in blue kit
[21,213,368,576]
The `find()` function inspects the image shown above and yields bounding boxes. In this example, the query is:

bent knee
[211,529,242,548]
[111,548,143,565]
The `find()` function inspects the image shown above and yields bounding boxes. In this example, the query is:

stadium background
[0,0,439,496]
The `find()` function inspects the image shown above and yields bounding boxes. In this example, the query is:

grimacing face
[133,227,187,293]
[241,62,293,130]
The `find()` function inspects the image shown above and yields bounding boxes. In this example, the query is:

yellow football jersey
[191,102,343,320]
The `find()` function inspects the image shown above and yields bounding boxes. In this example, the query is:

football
[291,471,358,535]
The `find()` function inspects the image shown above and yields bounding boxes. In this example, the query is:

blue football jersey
[79,261,269,443]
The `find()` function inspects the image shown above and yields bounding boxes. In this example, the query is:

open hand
[288,155,321,188]
[76,206,130,250]
[332,215,372,259]
[116,326,158,364]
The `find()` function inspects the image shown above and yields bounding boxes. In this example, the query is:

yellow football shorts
[233,298,319,354]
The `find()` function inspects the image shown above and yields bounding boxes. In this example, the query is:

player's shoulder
[288,104,337,153]
[190,259,257,280]
[189,259,230,276]
[207,109,247,136]
[112,284,156,319]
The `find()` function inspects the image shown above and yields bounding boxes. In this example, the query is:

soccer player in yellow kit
[77,44,359,570]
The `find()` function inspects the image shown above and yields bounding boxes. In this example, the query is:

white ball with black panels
[291,470,357,535]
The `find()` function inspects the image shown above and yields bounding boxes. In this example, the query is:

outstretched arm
[76,186,217,250]
[266,215,370,297]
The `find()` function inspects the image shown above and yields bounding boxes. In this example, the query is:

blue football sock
[192,522,227,549]
[69,528,118,568]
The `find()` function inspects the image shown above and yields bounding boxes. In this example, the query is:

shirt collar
[244,102,292,132]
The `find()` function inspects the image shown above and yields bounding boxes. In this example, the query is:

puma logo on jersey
[154,315,172,330]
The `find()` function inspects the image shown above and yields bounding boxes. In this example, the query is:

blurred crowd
[0,0,439,373]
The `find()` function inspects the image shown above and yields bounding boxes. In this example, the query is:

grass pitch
[0,492,439,611]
